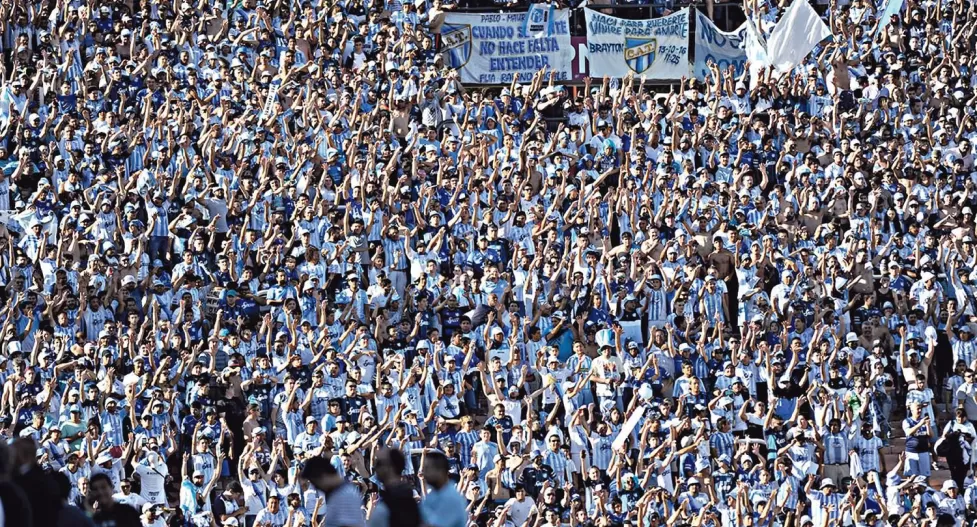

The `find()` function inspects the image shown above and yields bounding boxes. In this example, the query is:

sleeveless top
[904,416,930,452]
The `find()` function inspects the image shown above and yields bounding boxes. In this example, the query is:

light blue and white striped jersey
[952,336,977,368]
[543,450,570,486]
[808,489,845,526]
[821,429,850,465]
[646,287,668,322]
[100,410,125,447]
[381,236,408,270]
[851,433,883,474]
[701,289,724,323]
[709,431,734,463]
[146,201,170,237]
[774,472,801,509]
[455,429,479,466]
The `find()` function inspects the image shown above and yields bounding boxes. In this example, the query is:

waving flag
[764,0,831,73]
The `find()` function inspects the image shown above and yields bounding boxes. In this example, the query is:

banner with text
[693,10,746,80]
[584,8,690,79]
[441,10,573,84]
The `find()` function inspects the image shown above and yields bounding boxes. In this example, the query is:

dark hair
[90,473,113,488]
[424,451,450,476]
[301,456,338,480]
[382,448,407,474]
[50,471,72,501]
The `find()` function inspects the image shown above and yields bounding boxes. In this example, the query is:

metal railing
[447,1,745,31]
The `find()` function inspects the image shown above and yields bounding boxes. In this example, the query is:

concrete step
[881,453,953,488]
[881,437,905,455]
[931,469,952,488]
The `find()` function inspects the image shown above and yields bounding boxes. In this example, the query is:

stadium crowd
[0,0,975,527]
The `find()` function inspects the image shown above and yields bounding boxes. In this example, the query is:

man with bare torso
[709,239,738,330]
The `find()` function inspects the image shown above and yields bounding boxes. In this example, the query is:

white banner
[620,320,643,346]
[612,406,645,451]
[441,11,573,84]
[584,8,690,79]
[764,0,831,74]
[259,78,281,121]
[693,10,746,80]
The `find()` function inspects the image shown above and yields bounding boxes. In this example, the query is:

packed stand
[0,1,976,527]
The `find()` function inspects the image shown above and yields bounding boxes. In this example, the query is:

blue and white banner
[693,10,746,80]
[441,10,572,84]
[583,8,690,80]
[524,3,556,39]
[259,78,281,121]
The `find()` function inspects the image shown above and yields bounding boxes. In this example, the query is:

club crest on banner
[624,38,657,74]
[441,24,472,68]
[531,6,547,24]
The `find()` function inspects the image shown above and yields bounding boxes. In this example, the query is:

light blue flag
[875,0,906,36]
[523,3,556,38]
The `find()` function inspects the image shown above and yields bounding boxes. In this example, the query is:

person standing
[301,457,365,527]
[419,451,467,527]
[89,473,141,527]
[903,402,934,477]
[369,448,421,527]
[502,485,535,527]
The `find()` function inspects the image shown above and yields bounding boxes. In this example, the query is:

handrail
[449,0,744,11]
[443,2,745,32]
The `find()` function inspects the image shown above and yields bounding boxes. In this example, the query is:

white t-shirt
[114,491,148,510]
[243,478,270,514]
[504,496,536,526]
[591,356,622,397]
[134,460,168,501]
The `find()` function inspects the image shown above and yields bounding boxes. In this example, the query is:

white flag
[742,17,768,87]
[764,0,831,73]
[743,18,767,66]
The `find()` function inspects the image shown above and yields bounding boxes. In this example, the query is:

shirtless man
[709,239,738,328]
